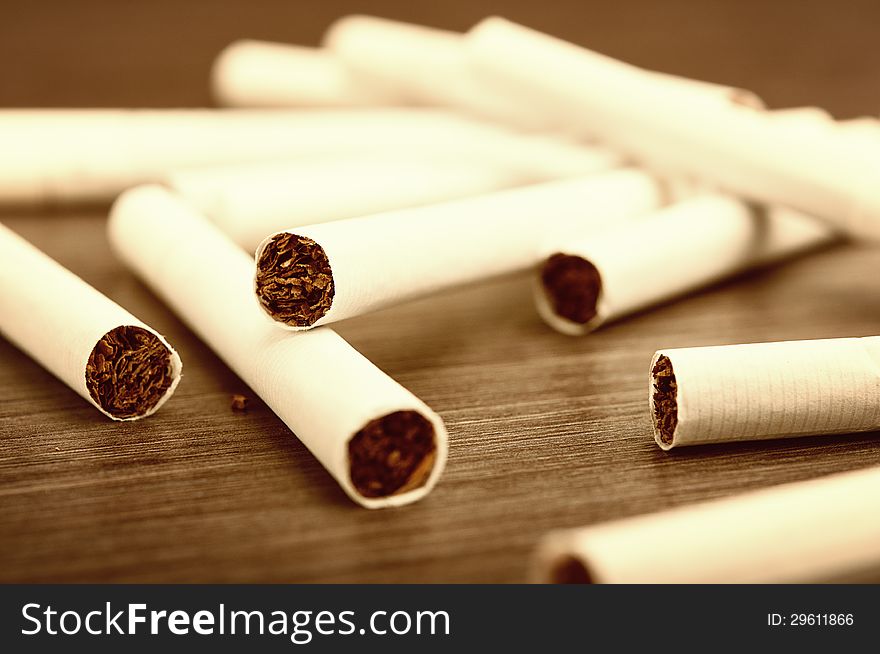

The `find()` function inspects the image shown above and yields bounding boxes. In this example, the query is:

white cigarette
[0,108,620,204]
[535,194,838,335]
[466,17,880,239]
[650,336,880,450]
[211,40,401,108]
[535,465,880,583]
[254,168,666,330]
[324,15,761,132]
[108,185,447,508]
[836,117,880,162]
[166,157,527,252]
[323,15,554,130]
[0,222,181,420]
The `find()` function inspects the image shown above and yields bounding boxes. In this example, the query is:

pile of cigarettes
[2,15,880,582]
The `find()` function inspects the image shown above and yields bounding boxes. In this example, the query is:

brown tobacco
[85,326,173,419]
[651,355,678,445]
[255,232,334,327]
[348,410,436,499]
[550,556,594,584]
[541,253,602,324]
[231,393,249,412]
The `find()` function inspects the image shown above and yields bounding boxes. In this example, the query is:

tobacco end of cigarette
[549,555,594,584]
[348,410,437,499]
[85,326,174,419]
[231,393,249,412]
[255,232,334,327]
[540,253,602,325]
[651,355,678,446]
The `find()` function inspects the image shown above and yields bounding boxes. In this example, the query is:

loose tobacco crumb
[231,393,249,413]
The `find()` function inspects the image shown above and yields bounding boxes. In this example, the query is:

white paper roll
[323,15,554,131]
[535,465,880,583]
[324,15,762,132]
[108,185,447,508]
[211,40,401,108]
[535,194,838,335]
[0,108,621,205]
[166,157,528,252]
[254,168,666,330]
[0,222,181,420]
[466,17,880,239]
[649,336,880,450]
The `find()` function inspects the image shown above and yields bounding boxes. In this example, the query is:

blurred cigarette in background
[211,40,402,108]
[166,157,527,253]
[0,222,181,420]
[466,17,880,239]
[108,185,447,508]
[650,336,880,450]
[535,465,880,583]
[253,169,666,330]
[322,15,762,132]
[535,194,838,335]
[0,108,620,205]
[323,15,554,131]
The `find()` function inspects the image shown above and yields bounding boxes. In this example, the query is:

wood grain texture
[1,0,880,583]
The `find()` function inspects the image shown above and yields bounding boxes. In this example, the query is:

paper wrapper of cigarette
[2,108,621,205]
[650,336,880,449]
[0,222,181,420]
[167,157,526,253]
[108,185,448,508]
[212,40,400,108]
[323,15,555,131]
[534,465,880,583]
[253,168,666,330]
[535,194,839,335]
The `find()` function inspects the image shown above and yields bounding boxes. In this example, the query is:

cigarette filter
[650,336,880,450]
[108,185,447,508]
[466,17,880,239]
[536,194,838,335]
[536,465,880,583]
[0,222,181,420]
[254,168,666,330]
[211,40,401,108]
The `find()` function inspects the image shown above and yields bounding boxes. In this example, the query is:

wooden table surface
[2,0,880,583]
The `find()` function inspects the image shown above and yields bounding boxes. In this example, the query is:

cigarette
[324,15,761,132]
[837,117,880,162]
[323,15,554,131]
[166,157,527,253]
[0,108,620,205]
[108,185,447,508]
[465,17,880,239]
[0,222,181,420]
[535,194,838,335]
[535,465,880,583]
[211,40,401,108]
[254,168,666,330]
[649,335,880,450]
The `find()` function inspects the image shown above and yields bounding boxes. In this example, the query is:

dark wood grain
[1,0,880,583]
